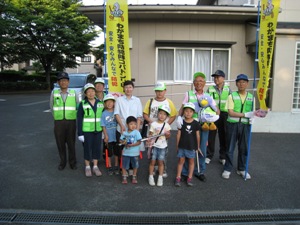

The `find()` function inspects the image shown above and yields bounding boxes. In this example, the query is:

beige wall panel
[278,0,300,23]
[271,36,296,112]
[154,22,174,40]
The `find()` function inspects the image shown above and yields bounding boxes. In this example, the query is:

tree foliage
[1,0,99,87]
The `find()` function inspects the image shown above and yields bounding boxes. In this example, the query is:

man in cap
[143,82,178,177]
[94,78,106,102]
[50,72,79,170]
[177,72,219,182]
[206,70,231,165]
[222,74,254,180]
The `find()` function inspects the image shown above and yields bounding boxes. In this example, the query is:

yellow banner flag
[106,0,131,95]
[257,0,281,110]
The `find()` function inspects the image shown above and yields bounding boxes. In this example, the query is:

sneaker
[93,166,102,176]
[195,174,207,182]
[174,177,181,187]
[85,167,92,177]
[114,166,120,175]
[187,177,193,186]
[222,170,231,179]
[108,167,113,175]
[219,159,226,165]
[128,169,134,176]
[205,158,211,164]
[132,176,138,184]
[237,170,251,179]
[162,171,168,178]
[157,176,163,187]
[122,176,127,184]
[148,176,155,186]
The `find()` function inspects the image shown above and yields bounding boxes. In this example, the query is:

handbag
[141,98,153,138]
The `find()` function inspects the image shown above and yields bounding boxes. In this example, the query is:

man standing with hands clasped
[206,70,231,165]
[50,72,79,171]
[222,74,255,180]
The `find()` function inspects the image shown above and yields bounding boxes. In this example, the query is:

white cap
[94,78,105,84]
[83,83,95,93]
[183,102,195,111]
[103,94,115,102]
[158,104,170,115]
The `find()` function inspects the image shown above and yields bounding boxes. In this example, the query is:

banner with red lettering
[106,0,131,96]
[257,0,281,111]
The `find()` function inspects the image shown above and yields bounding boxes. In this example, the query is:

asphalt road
[0,93,300,223]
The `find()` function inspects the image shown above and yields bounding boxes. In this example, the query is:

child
[175,102,201,187]
[101,94,117,175]
[77,83,104,177]
[148,104,171,187]
[120,116,142,184]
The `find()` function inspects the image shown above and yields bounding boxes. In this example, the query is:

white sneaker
[205,158,211,164]
[148,176,155,186]
[219,159,226,165]
[162,171,168,178]
[157,176,163,187]
[237,170,251,179]
[222,170,231,179]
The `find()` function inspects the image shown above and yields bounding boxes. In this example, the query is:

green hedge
[0,70,58,91]
[0,81,49,91]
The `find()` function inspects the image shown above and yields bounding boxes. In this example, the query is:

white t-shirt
[149,121,171,148]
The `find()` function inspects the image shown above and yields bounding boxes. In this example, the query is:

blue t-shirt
[101,110,117,142]
[120,130,142,157]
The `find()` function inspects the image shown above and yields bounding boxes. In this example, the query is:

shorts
[122,155,139,170]
[104,142,117,157]
[151,147,166,161]
[177,148,195,159]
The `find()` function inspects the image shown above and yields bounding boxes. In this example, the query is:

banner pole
[103,0,108,93]
[244,0,261,181]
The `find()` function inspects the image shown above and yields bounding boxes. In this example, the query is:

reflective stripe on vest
[207,85,230,112]
[227,92,253,124]
[82,101,104,132]
[53,90,76,120]
[187,90,199,120]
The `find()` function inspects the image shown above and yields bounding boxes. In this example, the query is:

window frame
[155,46,231,84]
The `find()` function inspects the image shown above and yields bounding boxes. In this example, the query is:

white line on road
[0,99,7,102]
[44,109,51,112]
[20,100,49,106]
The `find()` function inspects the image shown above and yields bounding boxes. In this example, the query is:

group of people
[50,70,255,187]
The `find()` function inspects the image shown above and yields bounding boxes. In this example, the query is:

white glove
[78,135,84,143]
[176,116,183,129]
[249,117,255,125]
[244,112,254,118]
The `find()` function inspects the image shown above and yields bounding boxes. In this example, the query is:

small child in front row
[148,105,171,187]
[101,94,117,175]
[120,116,142,184]
[175,102,201,187]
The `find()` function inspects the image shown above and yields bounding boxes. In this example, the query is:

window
[156,47,230,82]
[293,43,300,111]
[81,55,92,62]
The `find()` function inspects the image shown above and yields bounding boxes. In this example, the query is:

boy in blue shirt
[120,116,142,184]
[101,94,117,175]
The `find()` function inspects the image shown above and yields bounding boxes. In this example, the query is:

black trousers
[206,112,228,160]
[54,120,76,166]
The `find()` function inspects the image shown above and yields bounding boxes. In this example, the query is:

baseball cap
[235,74,249,82]
[154,82,166,91]
[95,78,105,84]
[57,72,69,80]
[158,104,170,115]
[83,83,95,93]
[211,70,225,77]
[183,102,195,111]
[103,94,115,102]
[193,72,206,81]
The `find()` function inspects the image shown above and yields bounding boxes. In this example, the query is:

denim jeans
[223,122,250,172]
[181,128,209,176]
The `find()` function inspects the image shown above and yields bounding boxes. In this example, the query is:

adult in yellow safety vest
[206,70,231,166]
[50,72,79,171]
[222,74,255,180]
[77,83,104,177]
[177,72,219,182]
